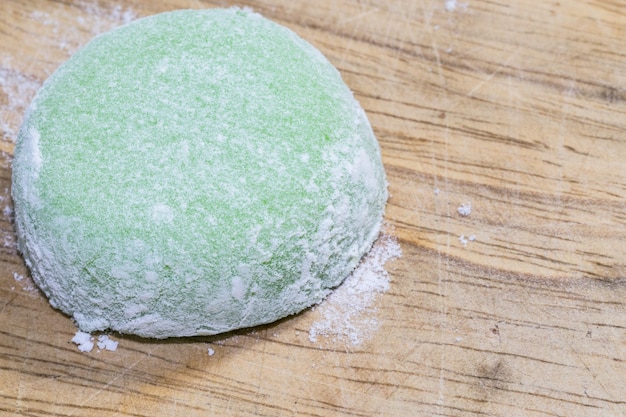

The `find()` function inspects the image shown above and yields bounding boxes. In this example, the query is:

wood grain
[1,0,625,416]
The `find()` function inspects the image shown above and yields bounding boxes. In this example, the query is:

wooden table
[1,1,625,416]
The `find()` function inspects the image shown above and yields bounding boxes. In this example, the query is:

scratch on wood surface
[338,5,376,66]
[0,291,18,316]
[574,350,626,409]
[232,355,412,414]
[67,345,162,416]
[253,330,269,404]
[416,2,455,412]
[465,46,522,98]
[417,3,453,411]
[337,6,379,26]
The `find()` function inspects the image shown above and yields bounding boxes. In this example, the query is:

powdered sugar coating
[12,8,387,338]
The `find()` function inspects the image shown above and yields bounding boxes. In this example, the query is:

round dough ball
[12,8,387,338]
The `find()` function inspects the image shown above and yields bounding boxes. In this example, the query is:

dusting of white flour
[309,228,401,346]
[0,70,41,144]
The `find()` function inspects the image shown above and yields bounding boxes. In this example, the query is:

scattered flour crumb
[4,231,16,248]
[71,331,94,352]
[97,334,118,351]
[434,187,441,195]
[308,228,402,346]
[72,332,118,352]
[457,202,472,216]
[445,0,469,11]
[459,234,477,247]
[12,271,38,295]
[207,347,215,356]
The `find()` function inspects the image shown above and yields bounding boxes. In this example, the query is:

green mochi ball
[12,8,387,338]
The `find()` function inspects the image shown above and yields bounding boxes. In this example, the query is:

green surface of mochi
[11,8,387,338]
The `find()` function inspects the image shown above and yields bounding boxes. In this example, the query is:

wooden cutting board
[1,0,625,416]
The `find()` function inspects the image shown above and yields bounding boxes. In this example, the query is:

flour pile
[309,229,401,346]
